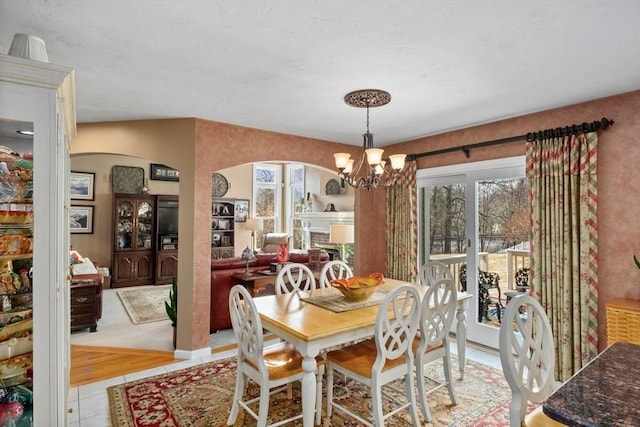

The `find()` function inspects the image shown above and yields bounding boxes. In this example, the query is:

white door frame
[417,156,525,348]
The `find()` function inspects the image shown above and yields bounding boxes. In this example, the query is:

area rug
[116,285,172,325]
[108,355,515,426]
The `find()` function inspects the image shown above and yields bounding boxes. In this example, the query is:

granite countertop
[543,341,640,426]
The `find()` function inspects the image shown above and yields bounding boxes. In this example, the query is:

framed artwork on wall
[150,163,180,182]
[234,199,249,222]
[70,205,94,234]
[70,171,95,200]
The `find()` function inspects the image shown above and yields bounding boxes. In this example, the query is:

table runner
[300,289,388,312]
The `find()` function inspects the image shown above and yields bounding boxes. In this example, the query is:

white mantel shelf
[296,211,354,250]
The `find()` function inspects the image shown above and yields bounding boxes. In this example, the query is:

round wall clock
[212,173,229,197]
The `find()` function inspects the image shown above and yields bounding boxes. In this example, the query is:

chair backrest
[499,293,555,426]
[373,285,421,371]
[417,261,454,287]
[275,263,316,294]
[418,277,457,350]
[261,232,289,253]
[458,263,500,291]
[515,267,530,291]
[229,284,266,371]
[319,260,353,288]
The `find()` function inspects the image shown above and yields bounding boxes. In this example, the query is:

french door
[417,157,527,349]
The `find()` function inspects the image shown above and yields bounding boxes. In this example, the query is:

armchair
[459,264,503,323]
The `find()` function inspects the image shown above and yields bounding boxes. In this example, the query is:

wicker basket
[606,298,640,346]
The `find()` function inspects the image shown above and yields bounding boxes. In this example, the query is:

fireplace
[296,212,354,253]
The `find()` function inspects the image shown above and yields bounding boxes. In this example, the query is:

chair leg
[371,378,384,427]
[443,348,458,405]
[326,364,334,418]
[405,370,421,427]
[415,357,433,421]
[227,370,245,425]
[315,365,324,425]
[257,382,270,427]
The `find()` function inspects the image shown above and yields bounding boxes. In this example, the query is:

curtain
[385,160,418,282]
[526,132,599,381]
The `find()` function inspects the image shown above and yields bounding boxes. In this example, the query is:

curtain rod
[408,117,614,160]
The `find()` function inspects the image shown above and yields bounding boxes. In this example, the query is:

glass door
[418,157,527,349]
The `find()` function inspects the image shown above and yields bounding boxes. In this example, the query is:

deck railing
[429,252,490,288]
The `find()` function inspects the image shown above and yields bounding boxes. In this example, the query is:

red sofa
[210,251,328,332]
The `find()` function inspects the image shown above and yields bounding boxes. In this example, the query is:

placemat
[300,289,388,313]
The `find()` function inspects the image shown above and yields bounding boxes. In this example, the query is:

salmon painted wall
[73,118,359,351]
[72,90,639,352]
[365,90,640,350]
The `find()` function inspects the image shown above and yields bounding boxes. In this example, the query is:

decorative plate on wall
[212,173,229,197]
[112,166,144,194]
[325,178,343,195]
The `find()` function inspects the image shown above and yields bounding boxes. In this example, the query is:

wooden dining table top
[251,278,471,343]
[543,341,640,426]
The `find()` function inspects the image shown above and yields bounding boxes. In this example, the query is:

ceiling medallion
[333,89,406,190]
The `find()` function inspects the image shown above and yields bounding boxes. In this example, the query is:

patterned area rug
[108,355,514,426]
[116,285,171,325]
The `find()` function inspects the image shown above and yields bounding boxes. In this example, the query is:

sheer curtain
[526,132,599,381]
[385,160,418,282]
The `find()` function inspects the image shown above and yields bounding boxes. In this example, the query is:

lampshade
[245,218,263,232]
[329,224,354,244]
[8,33,49,62]
[241,246,256,261]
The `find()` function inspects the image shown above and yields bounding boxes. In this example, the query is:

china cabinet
[0,53,76,426]
[211,198,235,259]
[112,194,156,287]
[155,195,178,284]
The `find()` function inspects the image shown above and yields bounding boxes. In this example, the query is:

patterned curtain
[526,132,599,381]
[385,160,418,282]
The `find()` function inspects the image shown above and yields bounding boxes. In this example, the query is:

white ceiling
[1,1,639,146]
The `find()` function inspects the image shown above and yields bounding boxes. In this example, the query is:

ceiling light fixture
[333,89,406,190]
[16,130,34,136]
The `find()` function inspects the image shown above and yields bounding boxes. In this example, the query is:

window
[253,164,281,236]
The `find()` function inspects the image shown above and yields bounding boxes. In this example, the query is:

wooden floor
[70,341,242,387]
[70,345,178,387]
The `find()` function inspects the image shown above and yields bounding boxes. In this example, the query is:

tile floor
[69,330,502,426]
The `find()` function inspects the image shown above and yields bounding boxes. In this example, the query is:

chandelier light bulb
[333,153,352,169]
[388,154,407,171]
[365,148,384,165]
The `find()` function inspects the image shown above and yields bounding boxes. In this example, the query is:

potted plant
[165,277,177,348]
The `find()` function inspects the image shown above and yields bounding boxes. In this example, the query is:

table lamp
[241,246,256,278]
[329,224,354,262]
[245,218,263,253]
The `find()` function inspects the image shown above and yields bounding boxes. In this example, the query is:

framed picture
[70,205,94,234]
[234,199,249,222]
[70,171,95,200]
[150,163,180,182]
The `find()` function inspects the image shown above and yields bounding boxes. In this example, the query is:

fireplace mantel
[297,211,354,250]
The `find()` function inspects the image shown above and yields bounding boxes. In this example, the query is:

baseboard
[174,346,211,360]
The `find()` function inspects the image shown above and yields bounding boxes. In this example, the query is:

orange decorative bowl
[330,273,384,302]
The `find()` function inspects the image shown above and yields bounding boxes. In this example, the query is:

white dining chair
[414,277,458,421]
[499,293,564,427]
[227,285,324,426]
[275,263,316,294]
[417,260,454,287]
[319,260,353,288]
[325,285,422,426]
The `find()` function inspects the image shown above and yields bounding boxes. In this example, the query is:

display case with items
[211,199,235,259]
[0,206,34,426]
[112,194,156,287]
[2,51,76,425]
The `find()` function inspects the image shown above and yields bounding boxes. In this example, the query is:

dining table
[252,278,472,427]
[542,341,640,426]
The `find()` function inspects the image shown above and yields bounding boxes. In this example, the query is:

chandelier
[333,89,406,190]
